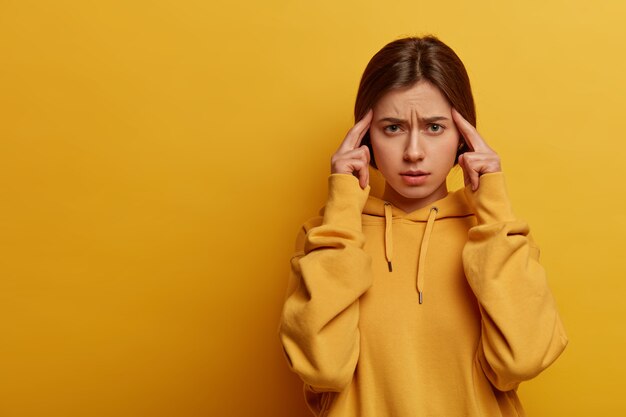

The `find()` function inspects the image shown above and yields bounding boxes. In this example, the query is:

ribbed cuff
[322,174,370,230]
[463,172,516,225]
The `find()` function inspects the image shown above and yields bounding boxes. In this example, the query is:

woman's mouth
[400,170,430,186]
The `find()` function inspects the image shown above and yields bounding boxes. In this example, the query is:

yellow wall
[1,0,625,416]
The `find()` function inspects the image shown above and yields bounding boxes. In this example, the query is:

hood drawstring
[384,203,393,272]
[417,207,438,304]
[382,203,439,304]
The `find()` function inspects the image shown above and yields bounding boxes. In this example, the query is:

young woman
[279,36,567,417]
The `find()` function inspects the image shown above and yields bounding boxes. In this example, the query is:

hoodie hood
[362,187,474,304]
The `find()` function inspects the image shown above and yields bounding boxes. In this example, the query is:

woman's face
[370,81,461,213]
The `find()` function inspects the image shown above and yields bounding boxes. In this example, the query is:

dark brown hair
[354,36,476,167]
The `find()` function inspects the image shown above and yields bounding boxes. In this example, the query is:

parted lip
[400,170,429,176]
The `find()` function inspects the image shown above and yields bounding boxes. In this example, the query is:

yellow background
[1,0,625,416]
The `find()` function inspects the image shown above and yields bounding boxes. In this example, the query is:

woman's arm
[279,174,372,392]
[463,172,568,392]
[279,112,374,392]
[453,109,567,391]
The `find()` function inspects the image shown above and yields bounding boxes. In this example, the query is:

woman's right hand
[330,109,373,189]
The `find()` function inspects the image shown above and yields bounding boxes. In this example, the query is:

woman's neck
[382,182,449,214]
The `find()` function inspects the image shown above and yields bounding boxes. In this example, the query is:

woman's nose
[403,130,424,161]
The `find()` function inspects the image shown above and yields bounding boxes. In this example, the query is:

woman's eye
[428,124,443,134]
[384,124,400,133]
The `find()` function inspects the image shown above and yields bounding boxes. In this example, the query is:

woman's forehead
[375,81,451,117]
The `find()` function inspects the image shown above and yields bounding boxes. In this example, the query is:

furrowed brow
[378,117,407,124]
[421,116,450,123]
[378,116,450,124]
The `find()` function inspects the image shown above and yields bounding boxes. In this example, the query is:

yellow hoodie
[279,172,568,417]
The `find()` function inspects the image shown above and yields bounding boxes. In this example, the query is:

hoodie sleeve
[462,172,568,392]
[279,174,372,392]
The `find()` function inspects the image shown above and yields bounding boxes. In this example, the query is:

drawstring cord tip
[418,291,423,304]
[387,261,393,272]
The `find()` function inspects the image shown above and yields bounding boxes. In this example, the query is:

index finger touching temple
[451,108,490,152]
[342,109,373,151]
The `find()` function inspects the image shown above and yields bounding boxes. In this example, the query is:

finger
[360,163,369,189]
[331,147,370,173]
[461,152,503,191]
[361,145,370,188]
[451,108,490,153]
[461,152,502,176]
[355,123,371,150]
[464,163,480,191]
[360,144,371,166]
[352,109,373,149]
[339,109,373,151]
[459,153,480,191]
[457,154,471,188]
[340,146,370,162]
[343,158,368,189]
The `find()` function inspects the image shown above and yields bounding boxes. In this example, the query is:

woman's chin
[382,180,448,211]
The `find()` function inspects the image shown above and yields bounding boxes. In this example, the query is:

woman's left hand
[452,108,502,191]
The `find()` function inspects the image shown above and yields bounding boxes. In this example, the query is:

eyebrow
[378,116,449,124]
